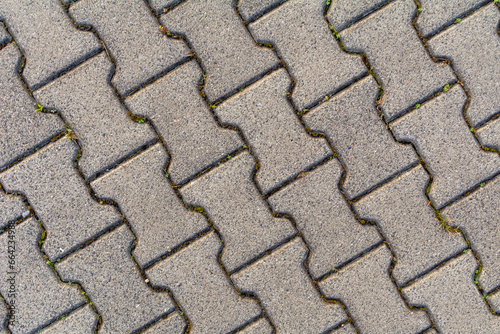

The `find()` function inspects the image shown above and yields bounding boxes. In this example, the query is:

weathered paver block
[353,165,467,286]
[0,0,100,89]
[249,0,367,110]
[237,318,273,334]
[142,312,186,334]
[331,323,357,334]
[490,290,500,314]
[216,69,331,193]
[91,143,209,268]
[319,244,431,334]
[0,301,7,334]
[392,85,500,208]
[41,305,97,334]
[232,237,347,333]
[160,0,279,102]
[0,189,27,230]
[304,76,418,199]
[477,117,500,152]
[34,53,157,180]
[427,3,500,127]
[327,0,390,32]
[70,0,189,96]
[0,137,122,261]
[340,0,455,120]
[125,60,243,184]
[268,158,382,279]
[0,24,10,45]
[180,151,295,272]
[238,0,287,22]
[0,218,85,334]
[146,231,261,334]
[403,252,500,333]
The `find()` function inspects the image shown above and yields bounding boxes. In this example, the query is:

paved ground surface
[0,0,499,333]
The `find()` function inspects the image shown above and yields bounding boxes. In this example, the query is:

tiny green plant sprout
[417,8,423,13]
[36,103,43,112]
[480,182,485,187]
[415,104,421,109]
[443,84,450,92]
[455,18,461,23]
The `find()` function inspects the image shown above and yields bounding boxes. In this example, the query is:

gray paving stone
[268,158,381,279]
[391,85,500,209]
[160,0,279,102]
[353,165,467,286]
[330,323,357,334]
[249,0,367,110]
[0,137,122,261]
[422,329,438,334]
[238,0,287,22]
[0,0,100,89]
[0,188,26,230]
[477,117,500,152]
[148,0,183,14]
[34,53,157,180]
[403,252,500,333]
[216,69,331,194]
[146,231,261,334]
[69,0,189,96]
[41,305,97,334]
[56,225,175,334]
[0,24,10,46]
[489,290,500,314]
[232,237,347,334]
[91,143,209,268]
[427,3,500,127]
[327,0,390,32]
[0,43,65,170]
[180,151,295,272]
[0,301,7,334]
[304,76,418,199]
[0,218,85,334]
[320,244,431,334]
[340,0,455,121]
[125,60,243,184]
[142,312,186,334]
[237,318,273,334]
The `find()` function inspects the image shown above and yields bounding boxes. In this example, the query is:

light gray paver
[490,290,500,314]
[327,0,390,32]
[422,329,438,334]
[0,301,7,334]
[0,189,26,230]
[0,24,10,45]
[142,312,186,334]
[125,60,243,184]
[41,305,97,334]
[340,0,455,121]
[180,151,295,272]
[91,143,209,268]
[238,0,287,22]
[304,76,418,199]
[146,231,261,334]
[34,52,157,180]
[353,165,467,286]
[319,244,431,334]
[216,69,331,194]
[403,252,500,333]
[237,318,273,334]
[0,137,121,261]
[330,323,357,334]
[148,0,183,14]
[268,158,382,279]
[477,117,500,151]
[232,237,348,334]
[249,0,367,110]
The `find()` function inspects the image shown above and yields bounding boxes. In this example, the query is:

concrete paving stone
[249,0,367,110]
[148,0,183,14]
[91,143,209,268]
[69,0,189,96]
[422,329,438,334]
[0,24,10,46]
[41,305,97,334]
[0,218,85,334]
[0,137,122,261]
[216,69,331,194]
[327,0,391,32]
[353,165,467,286]
[489,290,500,314]
[319,244,431,334]
[142,312,186,334]
[238,0,287,22]
[427,3,500,127]
[146,231,261,334]
[56,225,175,334]
[160,0,279,102]
[0,0,101,89]
[125,60,243,184]
[268,158,382,279]
[477,117,500,151]
[304,76,418,199]
[34,52,157,180]
[232,237,348,333]
[330,323,357,334]
[0,301,6,334]
[0,188,27,230]
[237,318,273,334]
[391,85,500,209]
[180,151,295,272]
[340,0,456,121]
[403,252,500,333]
[0,43,65,170]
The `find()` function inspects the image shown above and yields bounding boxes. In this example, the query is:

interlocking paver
[427,3,500,127]
[0,0,100,89]
[0,301,7,334]
[0,24,10,46]
[148,0,183,14]
[146,231,261,334]
[0,189,26,230]
[477,117,500,151]
[392,85,500,208]
[319,244,431,334]
[91,143,209,268]
[0,137,121,261]
[180,151,295,272]
[304,76,418,199]
[237,318,273,334]
[34,53,157,180]
[326,0,390,32]
[125,60,243,184]
[268,158,382,279]
[41,305,97,334]
[490,290,500,314]
[403,252,500,333]
[331,323,357,334]
[232,237,347,334]
[142,312,186,334]
[248,0,366,110]
[340,0,456,121]
[238,0,287,22]
[69,0,189,96]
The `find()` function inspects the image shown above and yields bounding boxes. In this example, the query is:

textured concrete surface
[40,305,97,334]
[490,290,500,314]
[237,318,273,334]
[0,24,10,46]
[327,0,389,32]
[142,312,186,334]
[0,189,26,231]
[238,0,287,22]
[477,117,500,151]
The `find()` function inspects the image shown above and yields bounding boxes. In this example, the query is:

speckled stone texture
[40,305,97,334]
[477,117,500,151]
[489,290,500,314]
[0,301,7,334]
[0,24,10,45]
[330,323,357,334]
[327,0,390,32]
[0,189,27,230]
[238,0,287,22]
[142,313,186,334]
[237,318,273,334]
